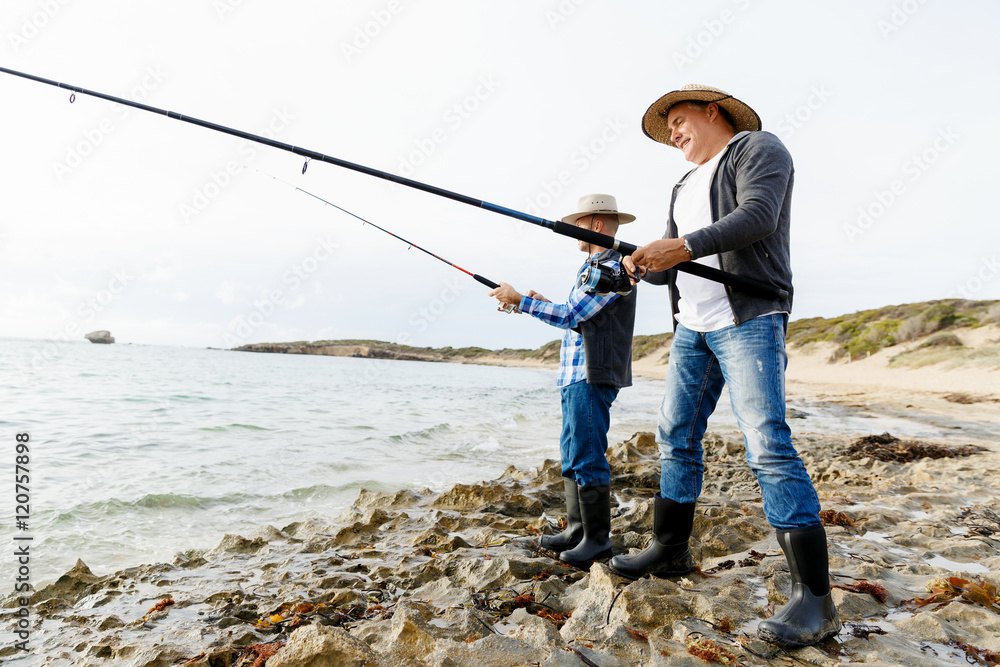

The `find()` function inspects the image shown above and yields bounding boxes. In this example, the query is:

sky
[1,1,998,352]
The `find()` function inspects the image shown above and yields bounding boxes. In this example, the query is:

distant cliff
[232,339,562,367]
[231,299,1000,368]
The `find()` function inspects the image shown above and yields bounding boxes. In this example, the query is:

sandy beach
[633,323,1000,430]
[4,326,999,666]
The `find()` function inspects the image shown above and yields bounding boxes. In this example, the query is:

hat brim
[561,211,636,225]
[641,89,761,147]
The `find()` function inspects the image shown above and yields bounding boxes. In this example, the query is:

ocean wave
[279,481,394,500]
[388,422,453,443]
[198,423,271,432]
[48,492,254,522]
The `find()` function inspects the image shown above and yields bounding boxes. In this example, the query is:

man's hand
[622,256,646,285]
[630,238,692,273]
[488,282,523,306]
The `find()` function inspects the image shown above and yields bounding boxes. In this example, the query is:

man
[612,85,840,648]
[489,194,636,568]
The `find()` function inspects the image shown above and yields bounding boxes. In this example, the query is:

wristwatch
[683,238,693,260]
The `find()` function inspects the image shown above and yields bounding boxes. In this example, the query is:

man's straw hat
[642,84,761,147]
[561,194,635,225]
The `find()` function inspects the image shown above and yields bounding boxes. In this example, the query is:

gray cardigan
[647,130,794,327]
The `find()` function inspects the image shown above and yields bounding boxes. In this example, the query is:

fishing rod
[0,65,787,300]
[254,169,519,313]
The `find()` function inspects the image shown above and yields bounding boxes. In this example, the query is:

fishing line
[0,65,787,300]
[252,168,519,313]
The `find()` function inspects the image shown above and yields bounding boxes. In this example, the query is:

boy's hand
[524,289,549,303]
[488,282,523,306]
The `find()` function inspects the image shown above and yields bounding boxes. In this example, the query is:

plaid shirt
[519,258,621,387]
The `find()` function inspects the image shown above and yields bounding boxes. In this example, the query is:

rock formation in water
[84,330,115,344]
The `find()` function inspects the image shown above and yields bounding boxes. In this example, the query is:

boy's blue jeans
[657,314,821,530]
[560,380,618,487]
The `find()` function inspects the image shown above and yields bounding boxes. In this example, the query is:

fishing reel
[497,303,520,314]
[579,258,636,296]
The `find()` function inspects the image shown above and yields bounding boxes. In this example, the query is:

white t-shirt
[672,146,734,332]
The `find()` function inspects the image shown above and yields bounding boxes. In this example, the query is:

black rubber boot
[608,494,695,579]
[559,484,613,567]
[535,478,583,552]
[758,525,841,648]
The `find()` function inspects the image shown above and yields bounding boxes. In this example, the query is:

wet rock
[410,575,473,608]
[182,648,239,666]
[607,432,661,489]
[432,481,543,515]
[695,512,769,558]
[210,534,268,555]
[281,517,336,540]
[172,549,209,569]
[353,487,423,511]
[32,559,105,605]
[447,553,555,592]
[375,600,436,660]
[31,597,73,614]
[505,607,562,648]
[430,606,492,642]
[532,577,571,613]
[608,576,695,631]
[429,633,562,667]
[96,615,125,630]
[327,508,393,547]
[559,565,619,638]
[701,432,745,459]
[315,587,368,608]
[831,584,888,619]
[268,623,376,667]
[250,524,294,542]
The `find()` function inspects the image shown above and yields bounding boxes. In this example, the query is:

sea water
[2,339,667,585]
[2,338,993,586]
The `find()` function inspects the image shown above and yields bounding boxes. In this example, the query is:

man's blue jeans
[657,314,821,530]
[560,380,619,488]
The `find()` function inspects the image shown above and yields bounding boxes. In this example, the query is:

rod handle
[474,275,499,290]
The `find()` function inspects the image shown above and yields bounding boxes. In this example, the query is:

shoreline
[231,320,1000,426]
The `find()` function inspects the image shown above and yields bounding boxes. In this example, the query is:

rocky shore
[4,429,999,666]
